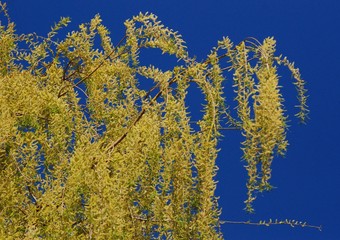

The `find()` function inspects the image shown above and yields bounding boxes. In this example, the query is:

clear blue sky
[6,0,340,239]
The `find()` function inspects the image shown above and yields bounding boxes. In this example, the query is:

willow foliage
[0,3,308,239]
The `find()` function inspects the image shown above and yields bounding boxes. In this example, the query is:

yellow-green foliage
[0,3,308,239]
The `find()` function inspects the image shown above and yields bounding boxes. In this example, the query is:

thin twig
[218,127,241,130]
[221,219,322,231]
[0,2,10,24]
[74,85,89,98]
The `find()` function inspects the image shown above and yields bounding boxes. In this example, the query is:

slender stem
[221,219,322,231]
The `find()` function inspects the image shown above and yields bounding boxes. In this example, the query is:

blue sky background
[6,0,340,239]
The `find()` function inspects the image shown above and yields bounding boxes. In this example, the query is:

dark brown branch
[27,186,37,203]
[58,35,127,98]
[105,107,146,151]
[62,56,81,82]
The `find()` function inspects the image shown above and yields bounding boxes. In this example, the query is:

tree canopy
[0,2,309,239]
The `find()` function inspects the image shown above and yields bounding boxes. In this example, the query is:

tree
[0,2,312,239]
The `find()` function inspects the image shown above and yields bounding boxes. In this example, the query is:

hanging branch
[105,38,257,151]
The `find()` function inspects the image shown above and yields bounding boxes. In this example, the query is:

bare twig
[221,219,322,231]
